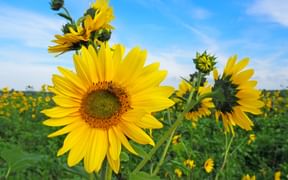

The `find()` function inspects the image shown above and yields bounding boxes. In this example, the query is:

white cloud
[0,5,64,48]
[248,0,288,27]
[0,61,57,90]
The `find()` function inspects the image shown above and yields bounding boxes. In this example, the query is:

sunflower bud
[193,51,216,74]
[97,29,112,42]
[84,7,97,18]
[50,0,64,11]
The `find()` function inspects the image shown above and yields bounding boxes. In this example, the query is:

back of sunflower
[43,0,264,179]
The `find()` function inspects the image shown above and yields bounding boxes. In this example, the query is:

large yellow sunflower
[212,56,264,134]
[42,44,174,173]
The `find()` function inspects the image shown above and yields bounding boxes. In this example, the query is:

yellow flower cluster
[0,86,52,119]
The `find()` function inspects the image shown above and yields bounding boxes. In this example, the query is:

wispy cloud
[0,5,64,48]
[247,0,288,27]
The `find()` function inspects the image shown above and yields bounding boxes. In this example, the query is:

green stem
[215,135,234,180]
[5,167,11,179]
[132,112,184,174]
[132,98,198,174]
[230,138,247,156]
[105,162,112,180]
[151,110,175,176]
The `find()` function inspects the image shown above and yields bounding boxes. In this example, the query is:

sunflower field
[0,0,288,179]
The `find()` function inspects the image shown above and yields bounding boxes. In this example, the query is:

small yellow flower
[184,159,196,169]
[248,134,256,144]
[45,96,51,102]
[204,158,214,173]
[242,174,256,180]
[274,171,281,180]
[172,134,181,144]
[174,168,182,178]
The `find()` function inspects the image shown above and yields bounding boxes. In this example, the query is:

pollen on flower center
[84,90,121,119]
[80,81,131,129]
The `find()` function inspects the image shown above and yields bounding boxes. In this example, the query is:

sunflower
[212,56,264,134]
[176,80,214,126]
[204,158,214,173]
[48,26,88,54]
[84,0,114,33]
[42,44,174,173]
[49,0,114,55]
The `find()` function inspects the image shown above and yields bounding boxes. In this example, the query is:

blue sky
[0,0,288,90]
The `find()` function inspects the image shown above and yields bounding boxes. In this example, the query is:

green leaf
[130,143,148,159]
[128,172,160,180]
[120,152,129,162]
[0,145,42,173]
[57,12,73,22]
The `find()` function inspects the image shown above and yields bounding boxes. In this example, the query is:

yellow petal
[232,69,254,84]
[112,126,137,155]
[108,128,121,160]
[73,54,91,86]
[107,151,120,174]
[135,114,163,129]
[58,66,88,91]
[52,75,83,99]
[130,70,167,94]
[57,124,89,156]
[94,129,108,172]
[42,107,79,118]
[48,121,86,138]
[131,97,175,112]
[53,95,81,108]
[132,86,174,99]
[43,115,82,127]
[232,58,249,74]
[224,55,237,75]
[67,128,92,167]
[81,46,98,83]
[119,122,155,146]
[121,109,146,122]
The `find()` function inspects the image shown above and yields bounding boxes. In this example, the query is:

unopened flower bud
[50,0,64,11]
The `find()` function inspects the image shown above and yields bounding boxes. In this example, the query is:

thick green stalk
[105,162,112,180]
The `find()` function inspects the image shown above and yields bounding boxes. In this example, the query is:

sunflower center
[212,75,239,113]
[83,90,120,119]
[80,81,131,129]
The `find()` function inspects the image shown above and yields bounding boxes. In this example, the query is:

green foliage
[0,90,287,179]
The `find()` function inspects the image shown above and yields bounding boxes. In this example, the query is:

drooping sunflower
[48,26,88,54]
[42,44,175,173]
[48,0,114,55]
[212,56,264,134]
[84,0,114,33]
[204,158,214,173]
[176,80,214,126]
